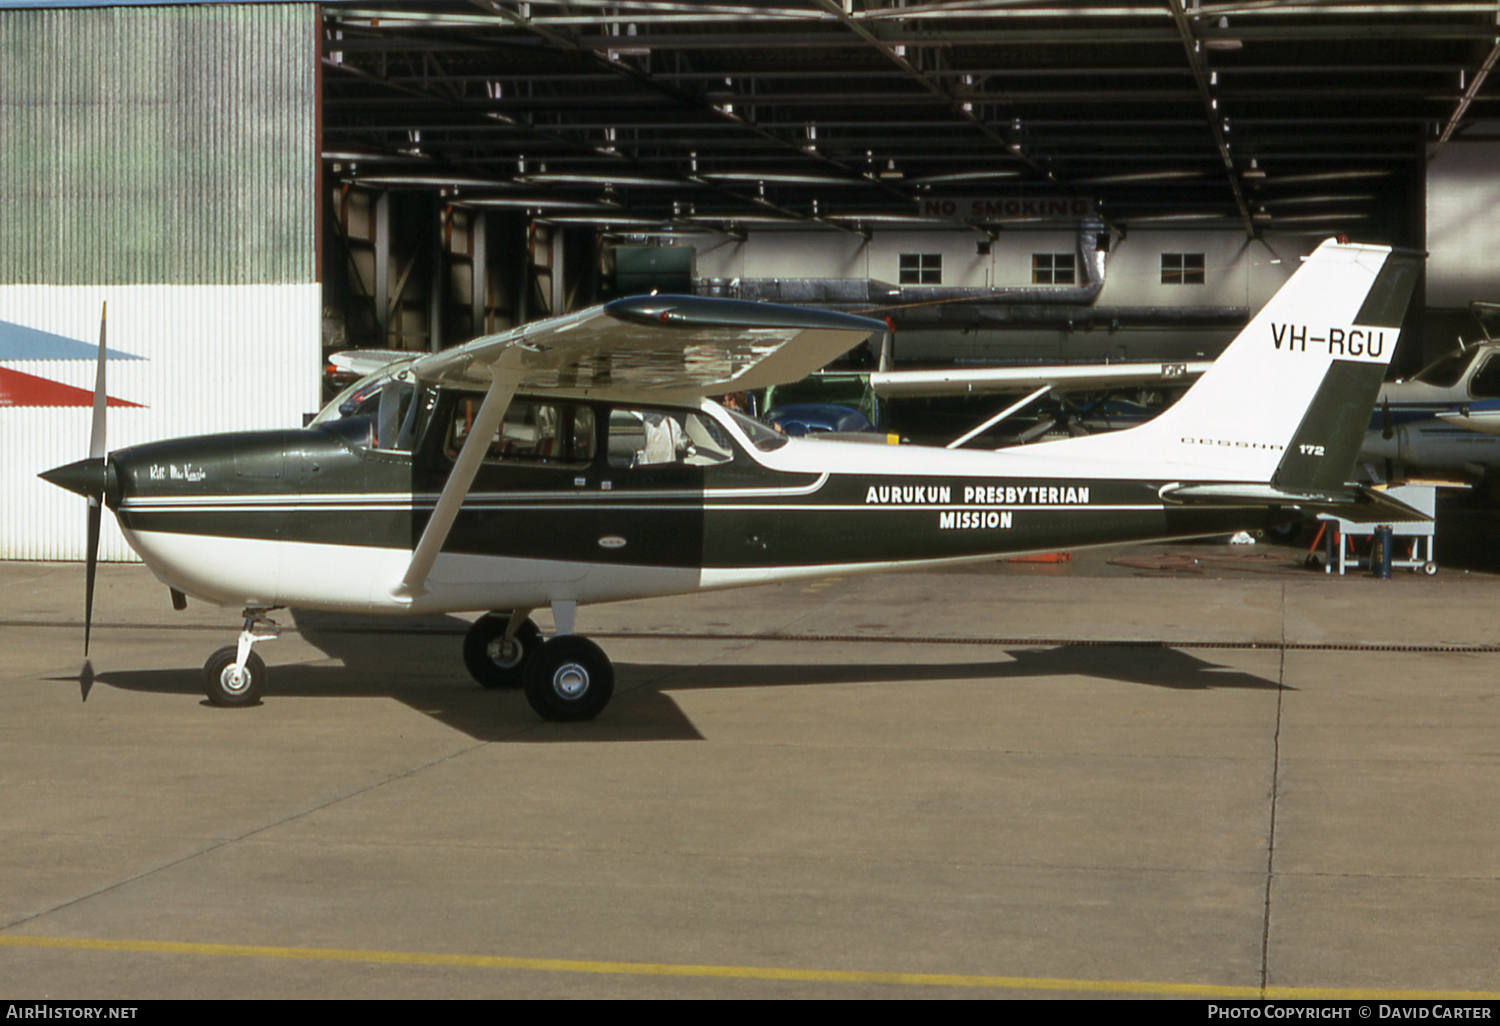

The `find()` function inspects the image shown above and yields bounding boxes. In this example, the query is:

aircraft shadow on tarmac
[81,609,1283,743]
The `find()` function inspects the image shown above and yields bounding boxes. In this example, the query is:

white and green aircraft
[42,239,1423,721]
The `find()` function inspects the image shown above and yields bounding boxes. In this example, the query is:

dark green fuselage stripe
[118,491,1268,570]
[110,422,1277,572]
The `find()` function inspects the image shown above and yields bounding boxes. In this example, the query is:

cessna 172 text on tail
[41,239,1422,722]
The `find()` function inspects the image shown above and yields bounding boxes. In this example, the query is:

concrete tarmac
[2,541,1499,1000]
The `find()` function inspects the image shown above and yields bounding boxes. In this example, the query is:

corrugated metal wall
[0,3,316,284]
[3,284,322,562]
[0,4,320,561]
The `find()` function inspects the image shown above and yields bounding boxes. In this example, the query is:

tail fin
[1041,239,1422,484]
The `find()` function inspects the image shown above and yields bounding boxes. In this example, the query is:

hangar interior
[315,0,1498,377]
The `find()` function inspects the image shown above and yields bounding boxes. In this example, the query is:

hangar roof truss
[321,1,1500,239]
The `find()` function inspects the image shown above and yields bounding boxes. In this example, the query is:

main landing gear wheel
[464,614,541,689]
[522,636,614,722]
[202,646,267,707]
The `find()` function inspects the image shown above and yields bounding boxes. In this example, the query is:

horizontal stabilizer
[1160,482,1431,523]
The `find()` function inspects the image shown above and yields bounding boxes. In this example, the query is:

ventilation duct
[700,219,1110,309]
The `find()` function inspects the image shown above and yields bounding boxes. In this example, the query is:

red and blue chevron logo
[0,317,144,408]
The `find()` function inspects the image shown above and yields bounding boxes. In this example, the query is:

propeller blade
[85,497,100,657]
[90,302,107,460]
[1381,396,1394,441]
[84,301,106,655]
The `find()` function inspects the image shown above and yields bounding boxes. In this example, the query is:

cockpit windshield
[1409,350,1472,389]
[309,361,432,452]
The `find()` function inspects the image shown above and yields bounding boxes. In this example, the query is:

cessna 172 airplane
[41,239,1421,722]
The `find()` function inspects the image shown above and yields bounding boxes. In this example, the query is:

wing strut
[391,367,517,601]
[945,386,1051,450]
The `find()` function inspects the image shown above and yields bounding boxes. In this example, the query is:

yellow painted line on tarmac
[799,576,842,594]
[4,935,1500,999]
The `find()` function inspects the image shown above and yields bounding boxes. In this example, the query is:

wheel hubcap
[220,666,250,695]
[488,637,522,668]
[553,663,589,699]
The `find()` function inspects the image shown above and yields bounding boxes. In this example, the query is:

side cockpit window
[1411,351,1471,389]
[1469,356,1500,400]
[448,397,596,467]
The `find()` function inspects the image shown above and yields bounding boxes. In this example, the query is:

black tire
[522,635,614,722]
[463,614,541,689]
[202,646,266,707]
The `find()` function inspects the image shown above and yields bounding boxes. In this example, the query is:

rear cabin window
[447,397,595,467]
[607,408,735,469]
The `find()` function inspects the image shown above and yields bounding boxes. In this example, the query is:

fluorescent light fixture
[697,172,857,185]
[1123,212,1233,223]
[1262,169,1392,185]
[350,174,515,189]
[1204,16,1243,51]
[1260,212,1373,224]
[685,213,804,225]
[461,197,616,210]
[541,215,670,226]
[1074,170,1204,185]
[1261,194,1377,207]
[906,170,1024,185]
[827,213,948,224]
[521,173,688,187]
[322,149,414,163]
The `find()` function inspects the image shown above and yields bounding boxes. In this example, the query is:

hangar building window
[1032,253,1076,285]
[899,253,942,285]
[1162,253,1206,285]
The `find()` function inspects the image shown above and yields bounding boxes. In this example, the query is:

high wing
[327,349,413,379]
[409,294,885,401]
[392,295,884,601]
[869,360,1212,398]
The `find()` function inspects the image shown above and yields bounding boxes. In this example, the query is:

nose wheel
[201,609,278,707]
[203,646,267,707]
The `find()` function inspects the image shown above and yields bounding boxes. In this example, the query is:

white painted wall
[1428,137,1500,309]
[1,284,321,561]
[688,226,1320,308]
